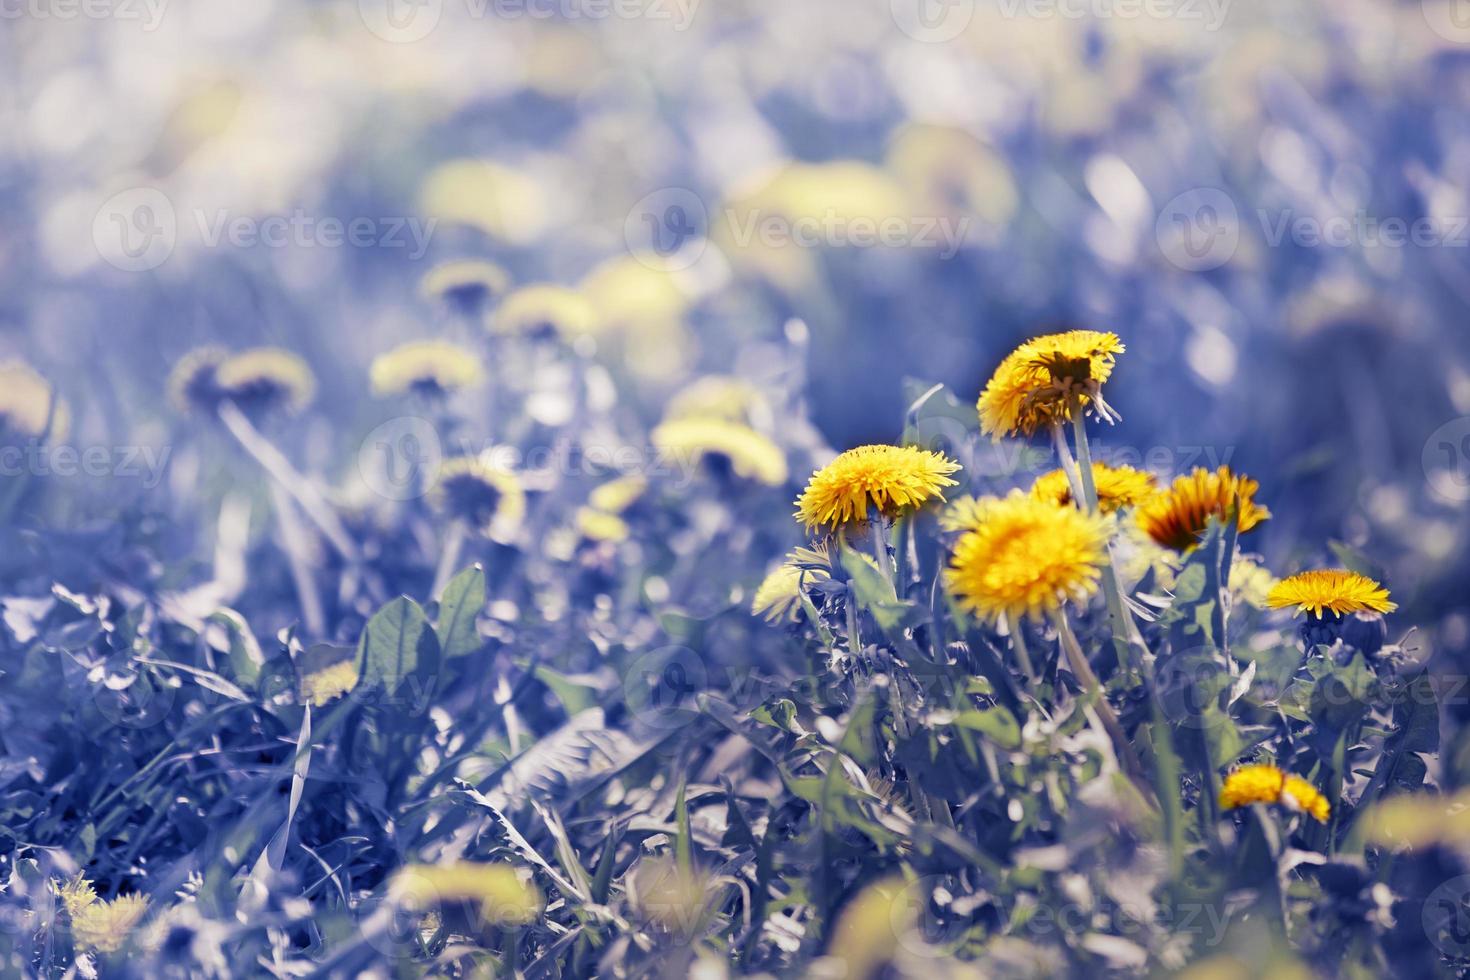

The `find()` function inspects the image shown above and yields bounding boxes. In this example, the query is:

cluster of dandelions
[761,329,1407,828]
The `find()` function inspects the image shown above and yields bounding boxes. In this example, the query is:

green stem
[1007,614,1038,686]
[1053,609,1151,795]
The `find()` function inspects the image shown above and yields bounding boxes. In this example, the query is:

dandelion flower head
[977,330,1125,439]
[795,444,960,531]
[1266,569,1396,619]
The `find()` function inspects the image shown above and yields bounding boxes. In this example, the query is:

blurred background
[3,0,1469,709]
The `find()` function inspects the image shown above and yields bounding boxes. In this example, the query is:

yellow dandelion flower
[391,862,543,927]
[653,417,788,487]
[418,159,547,244]
[576,507,629,543]
[0,359,70,441]
[665,376,768,426]
[1031,462,1158,513]
[795,445,960,532]
[977,330,1126,439]
[1230,556,1279,610]
[57,875,98,917]
[939,494,987,533]
[945,492,1110,623]
[1219,764,1330,823]
[214,347,316,415]
[490,284,599,340]
[431,456,526,536]
[167,346,229,415]
[419,259,512,311]
[1135,466,1270,553]
[630,858,714,933]
[1266,569,1397,618]
[301,659,359,707]
[72,893,150,953]
[752,545,832,623]
[369,340,485,399]
[577,257,691,378]
[588,475,647,514]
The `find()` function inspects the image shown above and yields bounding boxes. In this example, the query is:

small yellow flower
[431,456,526,536]
[576,506,629,543]
[945,492,1110,623]
[391,862,543,927]
[301,659,359,706]
[57,875,98,917]
[1229,556,1279,610]
[72,893,150,953]
[369,340,485,399]
[1030,462,1157,513]
[0,359,69,441]
[588,475,647,514]
[1266,569,1397,618]
[1219,764,1330,823]
[795,445,960,531]
[491,284,599,339]
[419,260,512,310]
[1135,466,1270,553]
[752,545,832,623]
[630,858,715,934]
[653,417,788,487]
[939,494,987,533]
[214,347,316,415]
[167,346,229,415]
[665,376,769,427]
[977,330,1125,439]
[418,159,546,243]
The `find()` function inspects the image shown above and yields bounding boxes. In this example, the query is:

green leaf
[436,565,486,660]
[952,706,1022,750]
[209,608,264,687]
[355,596,439,695]
[533,665,600,715]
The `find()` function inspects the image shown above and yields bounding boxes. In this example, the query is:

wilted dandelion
[653,417,788,486]
[301,659,359,707]
[1031,461,1157,513]
[1136,466,1270,552]
[72,893,150,953]
[1219,764,1330,823]
[945,491,1109,623]
[369,340,485,399]
[390,862,543,927]
[752,545,831,623]
[214,347,316,415]
[1265,569,1396,618]
[420,259,512,313]
[794,444,960,532]
[167,347,229,415]
[977,330,1125,439]
[431,456,526,536]
[0,359,69,441]
[490,284,599,340]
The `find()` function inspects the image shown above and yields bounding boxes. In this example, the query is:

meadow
[2,3,1470,977]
